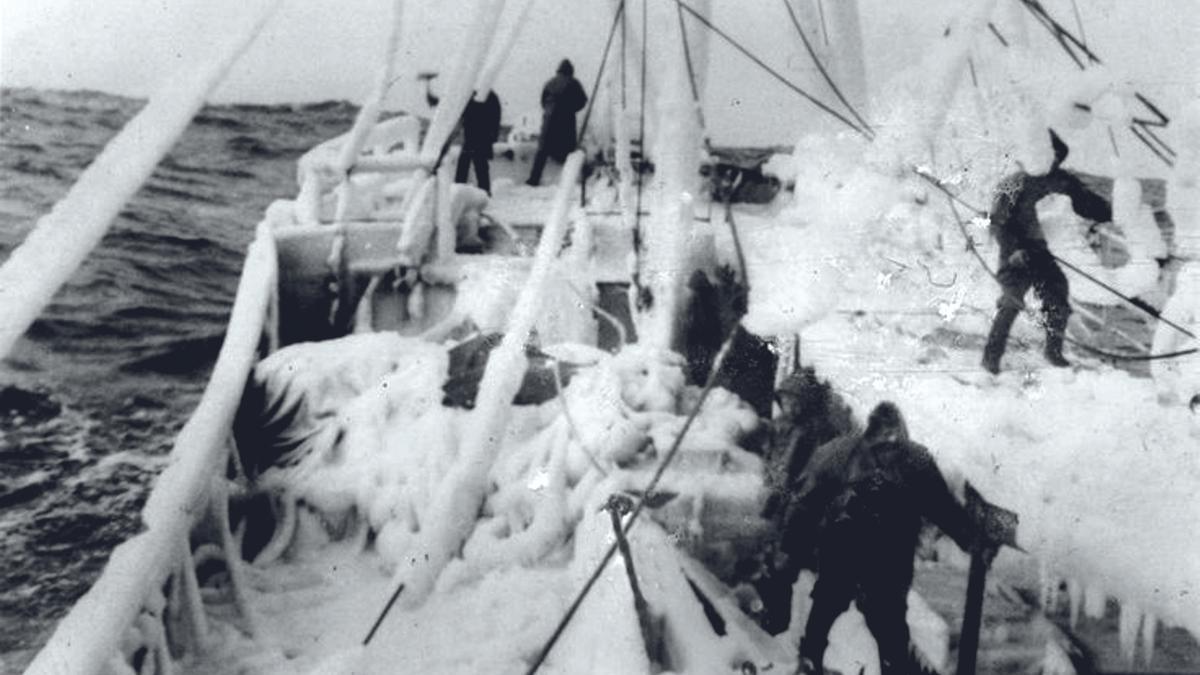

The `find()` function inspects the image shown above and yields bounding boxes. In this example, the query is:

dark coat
[783,432,976,575]
[461,91,502,158]
[538,73,587,162]
[989,168,1112,261]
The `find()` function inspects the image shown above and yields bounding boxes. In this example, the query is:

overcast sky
[1,0,1196,148]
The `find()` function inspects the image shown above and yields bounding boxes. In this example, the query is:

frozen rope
[566,280,628,348]
[936,182,1197,362]
[668,0,872,140]
[779,0,874,139]
[524,325,741,675]
[915,167,1196,341]
[551,357,609,477]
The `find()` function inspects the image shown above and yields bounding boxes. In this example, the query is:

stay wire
[675,0,714,153]
[577,0,626,152]
[924,169,1197,360]
[576,0,627,207]
[779,0,874,138]
[669,0,871,140]
[523,327,742,675]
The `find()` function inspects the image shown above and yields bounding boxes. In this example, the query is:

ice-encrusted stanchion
[0,0,283,360]
[418,0,506,167]
[373,152,585,617]
[390,0,504,271]
[326,0,407,277]
[473,0,535,101]
[27,224,278,674]
[634,0,709,350]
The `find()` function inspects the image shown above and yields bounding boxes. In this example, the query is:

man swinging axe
[982,130,1113,374]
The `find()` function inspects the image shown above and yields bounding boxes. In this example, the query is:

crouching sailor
[982,131,1113,374]
[788,402,993,675]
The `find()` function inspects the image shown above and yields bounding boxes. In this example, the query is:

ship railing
[26,221,280,675]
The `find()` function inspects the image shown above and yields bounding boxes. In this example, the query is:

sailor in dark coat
[982,131,1113,374]
[456,89,502,195]
[526,59,588,186]
[784,403,984,675]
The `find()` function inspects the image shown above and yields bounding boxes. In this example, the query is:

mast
[634,0,711,351]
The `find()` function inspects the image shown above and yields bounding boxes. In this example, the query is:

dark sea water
[0,88,359,672]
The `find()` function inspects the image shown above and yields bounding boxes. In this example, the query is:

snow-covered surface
[721,123,1200,660]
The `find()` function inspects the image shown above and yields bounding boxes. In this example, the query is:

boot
[982,307,1018,374]
[1043,330,1070,367]
[1043,305,1071,367]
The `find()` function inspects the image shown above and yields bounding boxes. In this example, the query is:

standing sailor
[456,89,502,195]
[781,402,991,675]
[982,131,1113,374]
[526,59,587,187]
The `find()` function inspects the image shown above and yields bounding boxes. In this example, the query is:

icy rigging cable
[779,0,874,139]
[670,0,872,140]
[915,167,1198,361]
[524,325,742,674]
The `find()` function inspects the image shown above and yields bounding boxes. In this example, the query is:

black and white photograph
[1,0,1198,672]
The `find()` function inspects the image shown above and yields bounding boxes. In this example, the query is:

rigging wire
[779,0,874,138]
[1069,0,1088,46]
[577,1,626,150]
[669,0,872,140]
[576,0,627,206]
[523,325,742,675]
[914,167,1198,356]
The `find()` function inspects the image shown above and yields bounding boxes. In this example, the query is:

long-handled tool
[957,482,1020,675]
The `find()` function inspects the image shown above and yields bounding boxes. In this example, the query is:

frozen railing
[26,223,279,675]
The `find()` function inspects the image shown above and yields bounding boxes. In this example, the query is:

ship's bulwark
[0,87,360,672]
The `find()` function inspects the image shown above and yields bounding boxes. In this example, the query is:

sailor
[526,59,588,187]
[982,130,1114,374]
[456,89,502,195]
[784,402,988,675]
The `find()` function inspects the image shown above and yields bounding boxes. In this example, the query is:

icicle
[1083,583,1106,620]
[1117,600,1143,666]
[1041,640,1077,675]
[1066,578,1083,628]
[1140,613,1158,667]
[1038,561,1057,612]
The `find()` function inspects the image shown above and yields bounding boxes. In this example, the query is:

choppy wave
[0,86,360,672]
